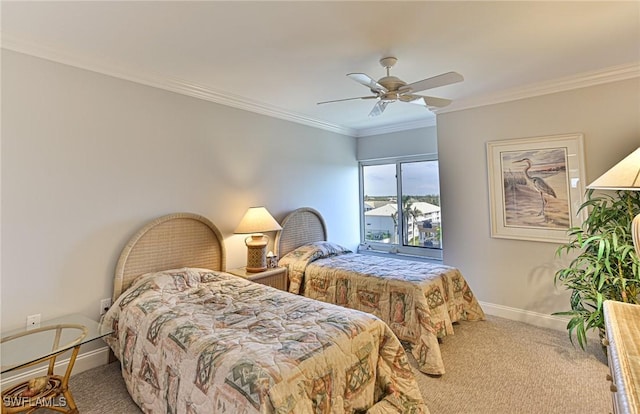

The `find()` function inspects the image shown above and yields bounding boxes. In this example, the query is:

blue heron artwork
[500,148,571,229]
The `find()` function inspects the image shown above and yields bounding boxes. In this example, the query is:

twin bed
[102,213,428,413]
[275,207,485,376]
[103,208,484,412]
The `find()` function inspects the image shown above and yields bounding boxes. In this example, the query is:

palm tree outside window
[360,157,442,260]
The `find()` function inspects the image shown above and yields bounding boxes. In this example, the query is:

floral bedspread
[102,267,428,414]
[279,242,485,375]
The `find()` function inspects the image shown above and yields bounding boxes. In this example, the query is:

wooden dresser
[603,300,640,414]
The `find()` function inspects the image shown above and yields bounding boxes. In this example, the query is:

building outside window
[360,156,442,260]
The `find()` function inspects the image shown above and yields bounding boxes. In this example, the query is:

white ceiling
[2,1,639,136]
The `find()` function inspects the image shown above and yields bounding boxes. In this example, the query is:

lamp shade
[234,207,282,234]
[587,147,640,190]
[586,147,640,259]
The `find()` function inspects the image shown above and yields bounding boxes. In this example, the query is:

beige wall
[437,78,640,328]
[1,50,360,331]
[3,48,638,336]
[356,126,437,161]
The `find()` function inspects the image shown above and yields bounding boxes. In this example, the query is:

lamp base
[245,234,268,273]
[633,214,640,259]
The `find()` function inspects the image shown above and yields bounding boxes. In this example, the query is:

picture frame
[266,254,278,269]
[486,133,586,243]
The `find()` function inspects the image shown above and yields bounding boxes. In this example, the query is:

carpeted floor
[413,316,610,414]
[62,315,610,413]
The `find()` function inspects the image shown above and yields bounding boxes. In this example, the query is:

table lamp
[234,206,282,272]
[587,147,640,257]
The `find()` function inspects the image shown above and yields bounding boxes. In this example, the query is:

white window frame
[359,154,443,261]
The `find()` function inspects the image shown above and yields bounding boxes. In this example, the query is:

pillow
[281,241,351,263]
[279,241,351,294]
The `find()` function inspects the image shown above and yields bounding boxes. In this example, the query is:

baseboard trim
[479,301,567,330]
[479,301,599,338]
[0,346,111,388]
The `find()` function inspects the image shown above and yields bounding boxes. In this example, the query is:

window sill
[356,248,442,264]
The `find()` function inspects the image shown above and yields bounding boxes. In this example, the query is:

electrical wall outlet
[100,298,112,316]
[26,314,41,329]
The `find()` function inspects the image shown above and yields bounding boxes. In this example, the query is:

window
[360,156,442,260]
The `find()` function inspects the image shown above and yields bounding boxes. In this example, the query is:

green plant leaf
[553,189,640,348]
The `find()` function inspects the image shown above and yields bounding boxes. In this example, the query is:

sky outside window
[363,162,439,197]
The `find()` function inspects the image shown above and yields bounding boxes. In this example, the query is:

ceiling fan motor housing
[376,76,406,102]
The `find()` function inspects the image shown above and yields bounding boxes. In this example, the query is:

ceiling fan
[318,57,463,117]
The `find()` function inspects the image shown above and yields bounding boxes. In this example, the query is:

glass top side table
[1,314,113,413]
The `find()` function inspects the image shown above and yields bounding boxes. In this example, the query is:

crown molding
[353,117,437,137]
[3,34,638,138]
[1,34,355,137]
[438,62,640,115]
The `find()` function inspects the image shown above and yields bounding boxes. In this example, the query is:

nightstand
[228,266,288,291]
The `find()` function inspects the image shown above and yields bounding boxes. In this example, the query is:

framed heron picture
[486,133,586,243]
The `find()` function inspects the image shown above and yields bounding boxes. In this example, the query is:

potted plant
[554,189,640,349]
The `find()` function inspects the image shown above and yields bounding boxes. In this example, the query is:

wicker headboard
[112,212,226,301]
[275,207,327,258]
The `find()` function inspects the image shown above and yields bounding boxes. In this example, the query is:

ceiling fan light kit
[317,56,463,117]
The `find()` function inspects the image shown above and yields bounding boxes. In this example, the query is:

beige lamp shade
[587,147,640,191]
[234,207,282,272]
[234,207,282,234]
[587,147,640,258]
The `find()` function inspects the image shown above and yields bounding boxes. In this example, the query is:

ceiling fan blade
[317,96,377,105]
[422,96,452,108]
[368,101,388,117]
[398,71,464,94]
[402,94,452,108]
[347,73,388,93]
